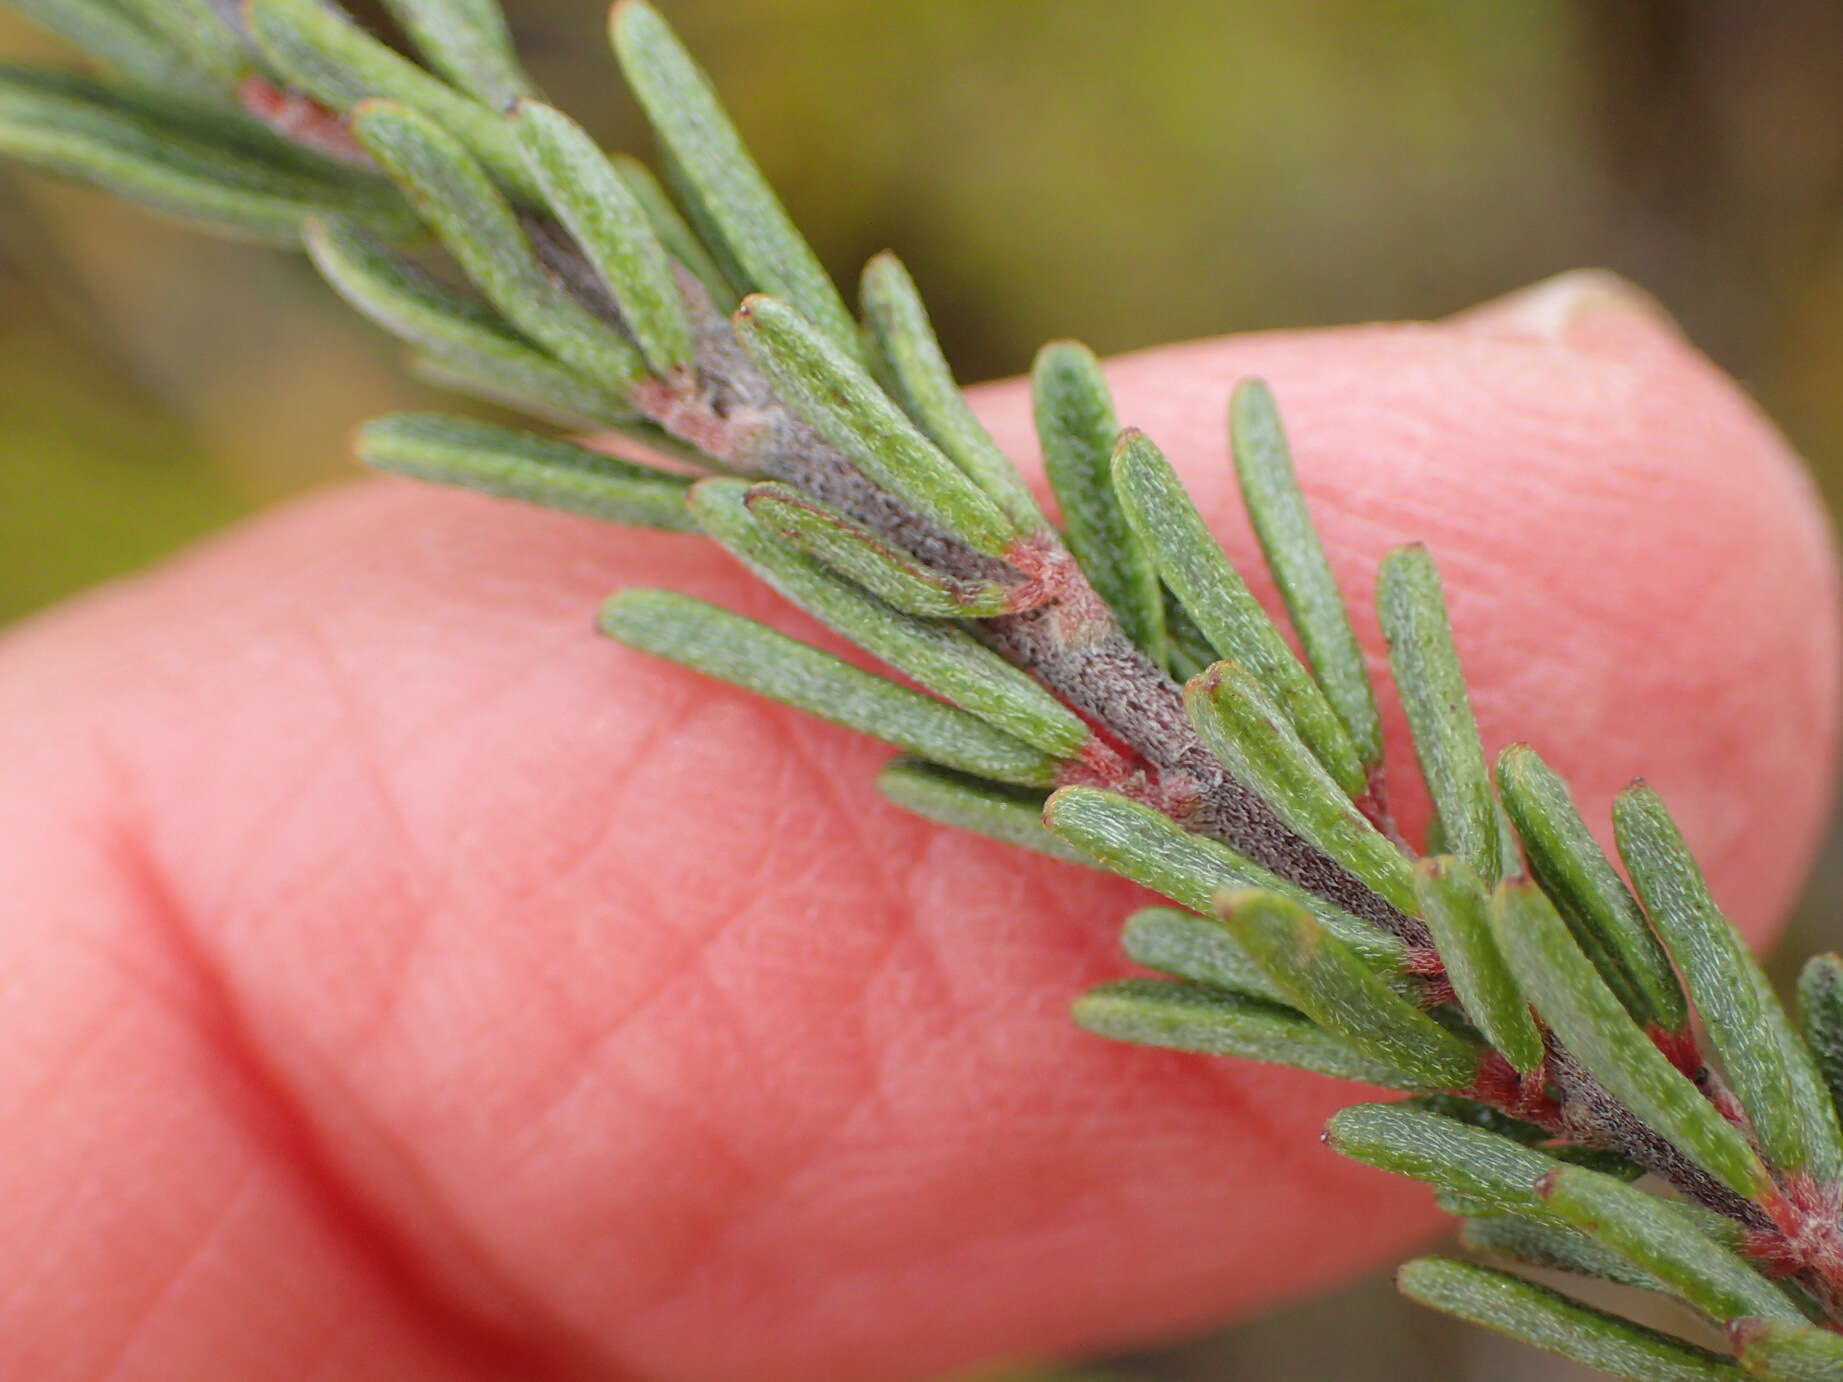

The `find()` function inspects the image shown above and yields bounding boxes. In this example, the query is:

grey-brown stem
[654,283,1422,941]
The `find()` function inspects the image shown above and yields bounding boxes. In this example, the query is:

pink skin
[0,284,1836,1381]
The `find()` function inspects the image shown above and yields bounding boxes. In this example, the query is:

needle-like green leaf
[609,0,858,353]
[862,253,1047,533]
[245,0,539,202]
[1397,1258,1744,1382]
[0,67,415,246]
[1120,907,1289,1005]
[379,0,535,109]
[304,217,639,428]
[1615,782,1843,1184]
[745,483,1017,617]
[1327,1102,1570,1217]
[1537,1166,1802,1326]
[1498,743,1686,1032]
[7,0,221,97]
[1487,877,1770,1200]
[116,0,246,83]
[1042,787,1405,971]
[1329,1102,1739,1254]
[1729,1318,1843,1381]
[351,101,647,395]
[357,413,696,530]
[690,479,1087,758]
[1796,954,1843,1119]
[405,351,628,435]
[656,141,754,303]
[1554,1145,1650,1182]
[873,758,1087,865]
[601,590,1059,786]
[1415,856,1544,1073]
[607,153,739,310]
[1223,891,1479,1089]
[511,100,694,378]
[1162,595,1218,682]
[1187,662,1416,914]
[1030,342,1166,662]
[1377,542,1499,882]
[1074,980,1426,1088]
[1459,1214,1666,1292]
[1405,1094,1551,1144]
[1229,378,1383,773]
[1113,429,1366,797]
[733,295,1019,556]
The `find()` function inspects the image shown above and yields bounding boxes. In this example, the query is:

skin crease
[0,278,1837,1381]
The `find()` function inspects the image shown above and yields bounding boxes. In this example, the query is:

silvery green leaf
[352,101,646,393]
[245,0,539,200]
[1615,782,1843,1185]
[304,216,639,428]
[357,413,696,531]
[745,483,1017,618]
[1075,980,1425,1089]
[0,66,415,245]
[1031,340,1165,662]
[1221,890,1479,1089]
[1229,378,1382,772]
[860,252,1047,533]
[1397,1258,1743,1382]
[1043,787,1405,972]
[380,0,534,108]
[7,0,221,97]
[1488,878,1768,1201]
[601,590,1060,787]
[734,295,1020,557]
[874,757,1086,865]
[1414,855,1543,1073]
[1377,542,1498,882]
[1498,742,1687,1032]
[690,479,1088,758]
[512,100,695,377]
[1114,429,1366,798]
[610,0,857,352]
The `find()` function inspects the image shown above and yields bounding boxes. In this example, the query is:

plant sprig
[5,3,1840,1377]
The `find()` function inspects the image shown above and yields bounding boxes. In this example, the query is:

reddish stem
[238,78,371,166]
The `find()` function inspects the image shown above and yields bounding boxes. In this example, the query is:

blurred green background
[4,1,1842,1377]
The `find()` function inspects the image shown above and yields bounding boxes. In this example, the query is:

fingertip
[1447,268,1688,353]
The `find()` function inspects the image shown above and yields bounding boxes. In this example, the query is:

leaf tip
[1322,1104,1365,1153]
[1211,885,1265,919]
[1034,337,1094,365]
[609,0,656,32]
[1229,375,1275,411]
[595,587,642,638]
[1496,740,1533,768]
[732,292,773,325]
[1109,427,1155,475]
[1182,661,1228,700]
[1039,784,1079,826]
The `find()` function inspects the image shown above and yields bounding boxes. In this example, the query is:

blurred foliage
[2,1,1841,1376]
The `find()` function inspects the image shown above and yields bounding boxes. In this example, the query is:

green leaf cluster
[6,2,1842,1376]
